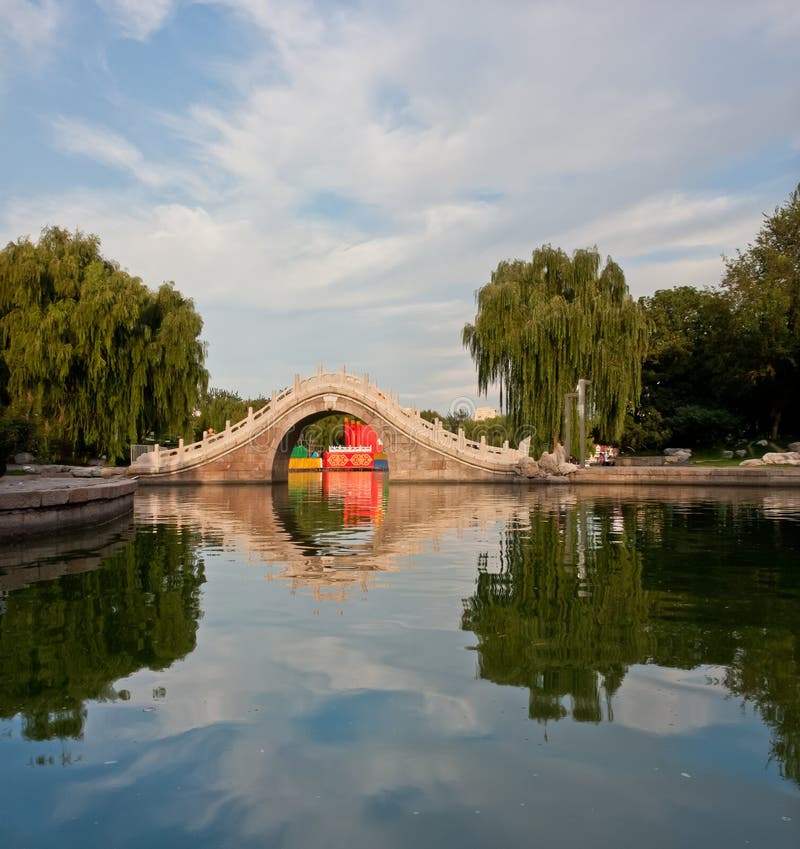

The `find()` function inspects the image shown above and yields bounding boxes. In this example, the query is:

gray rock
[722,450,734,459]
[789,442,800,453]
[756,439,768,447]
[664,450,691,464]
[761,452,800,466]
[515,456,544,478]
[664,447,692,456]
[537,442,569,475]
[735,449,747,457]
[14,452,36,464]
[740,458,765,466]
[537,451,560,475]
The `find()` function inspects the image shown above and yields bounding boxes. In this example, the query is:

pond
[1,475,799,848]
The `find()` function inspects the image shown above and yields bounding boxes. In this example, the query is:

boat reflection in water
[272,470,390,599]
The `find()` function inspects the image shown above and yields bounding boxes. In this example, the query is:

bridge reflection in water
[1,480,798,796]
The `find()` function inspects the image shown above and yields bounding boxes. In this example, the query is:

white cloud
[0,0,62,78]
[612,664,734,736]
[624,256,728,300]
[572,194,743,250]
[49,117,217,199]
[97,0,176,40]
[552,190,764,295]
[52,117,166,186]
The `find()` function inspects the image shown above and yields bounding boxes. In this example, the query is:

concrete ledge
[0,476,137,539]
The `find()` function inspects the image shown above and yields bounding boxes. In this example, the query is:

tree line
[628,185,799,448]
[1,184,797,468]
[463,182,800,452]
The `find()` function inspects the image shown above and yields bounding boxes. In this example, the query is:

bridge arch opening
[271,405,390,482]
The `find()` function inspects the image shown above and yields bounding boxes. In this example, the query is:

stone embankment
[569,465,800,486]
[514,443,800,486]
[0,467,136,539]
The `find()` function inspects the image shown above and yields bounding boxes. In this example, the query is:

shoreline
[566,465,800,487]
[0,474,137,540]
[1,464,798,540]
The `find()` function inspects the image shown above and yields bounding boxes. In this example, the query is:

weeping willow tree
[463,245,650,448]
[0,226,208,461]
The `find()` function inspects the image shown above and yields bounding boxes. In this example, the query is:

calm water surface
[1,475,799,848]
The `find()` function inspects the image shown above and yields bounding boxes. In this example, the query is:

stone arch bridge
[129,367,524,483]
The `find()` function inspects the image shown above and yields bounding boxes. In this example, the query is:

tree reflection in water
[0,525,205,742]
[462,496,800,786]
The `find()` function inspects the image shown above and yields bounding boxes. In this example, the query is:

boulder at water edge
[759,452,800,466]
[514,456,545,478]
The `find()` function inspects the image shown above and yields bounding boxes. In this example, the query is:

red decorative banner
[323,450,375,469]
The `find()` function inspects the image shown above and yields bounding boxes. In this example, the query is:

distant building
[474,406,500,421]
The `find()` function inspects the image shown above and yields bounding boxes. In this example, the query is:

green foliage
[191,388,271,442]
[637,286,737,416]
[0,227,208,461]
[300,414,346,452]
[193,387,247,438]
[0,416,9,475]
[0,412,39,474]
[624,287,745,448]
[629,184,800,448]
[620,406,671,452]
[463,245,649,447]
[668,405,742,447]
[721,183,800,438]
[418,409,522,449]
[463,415,516,448]
[445,406,470,432]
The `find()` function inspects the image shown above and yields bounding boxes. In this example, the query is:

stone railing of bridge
[130,366,524,476]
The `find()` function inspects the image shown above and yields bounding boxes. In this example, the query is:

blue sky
[1,0,799,411]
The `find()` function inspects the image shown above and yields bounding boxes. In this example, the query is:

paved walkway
[0,474,122,494]
[0,463,125,493]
